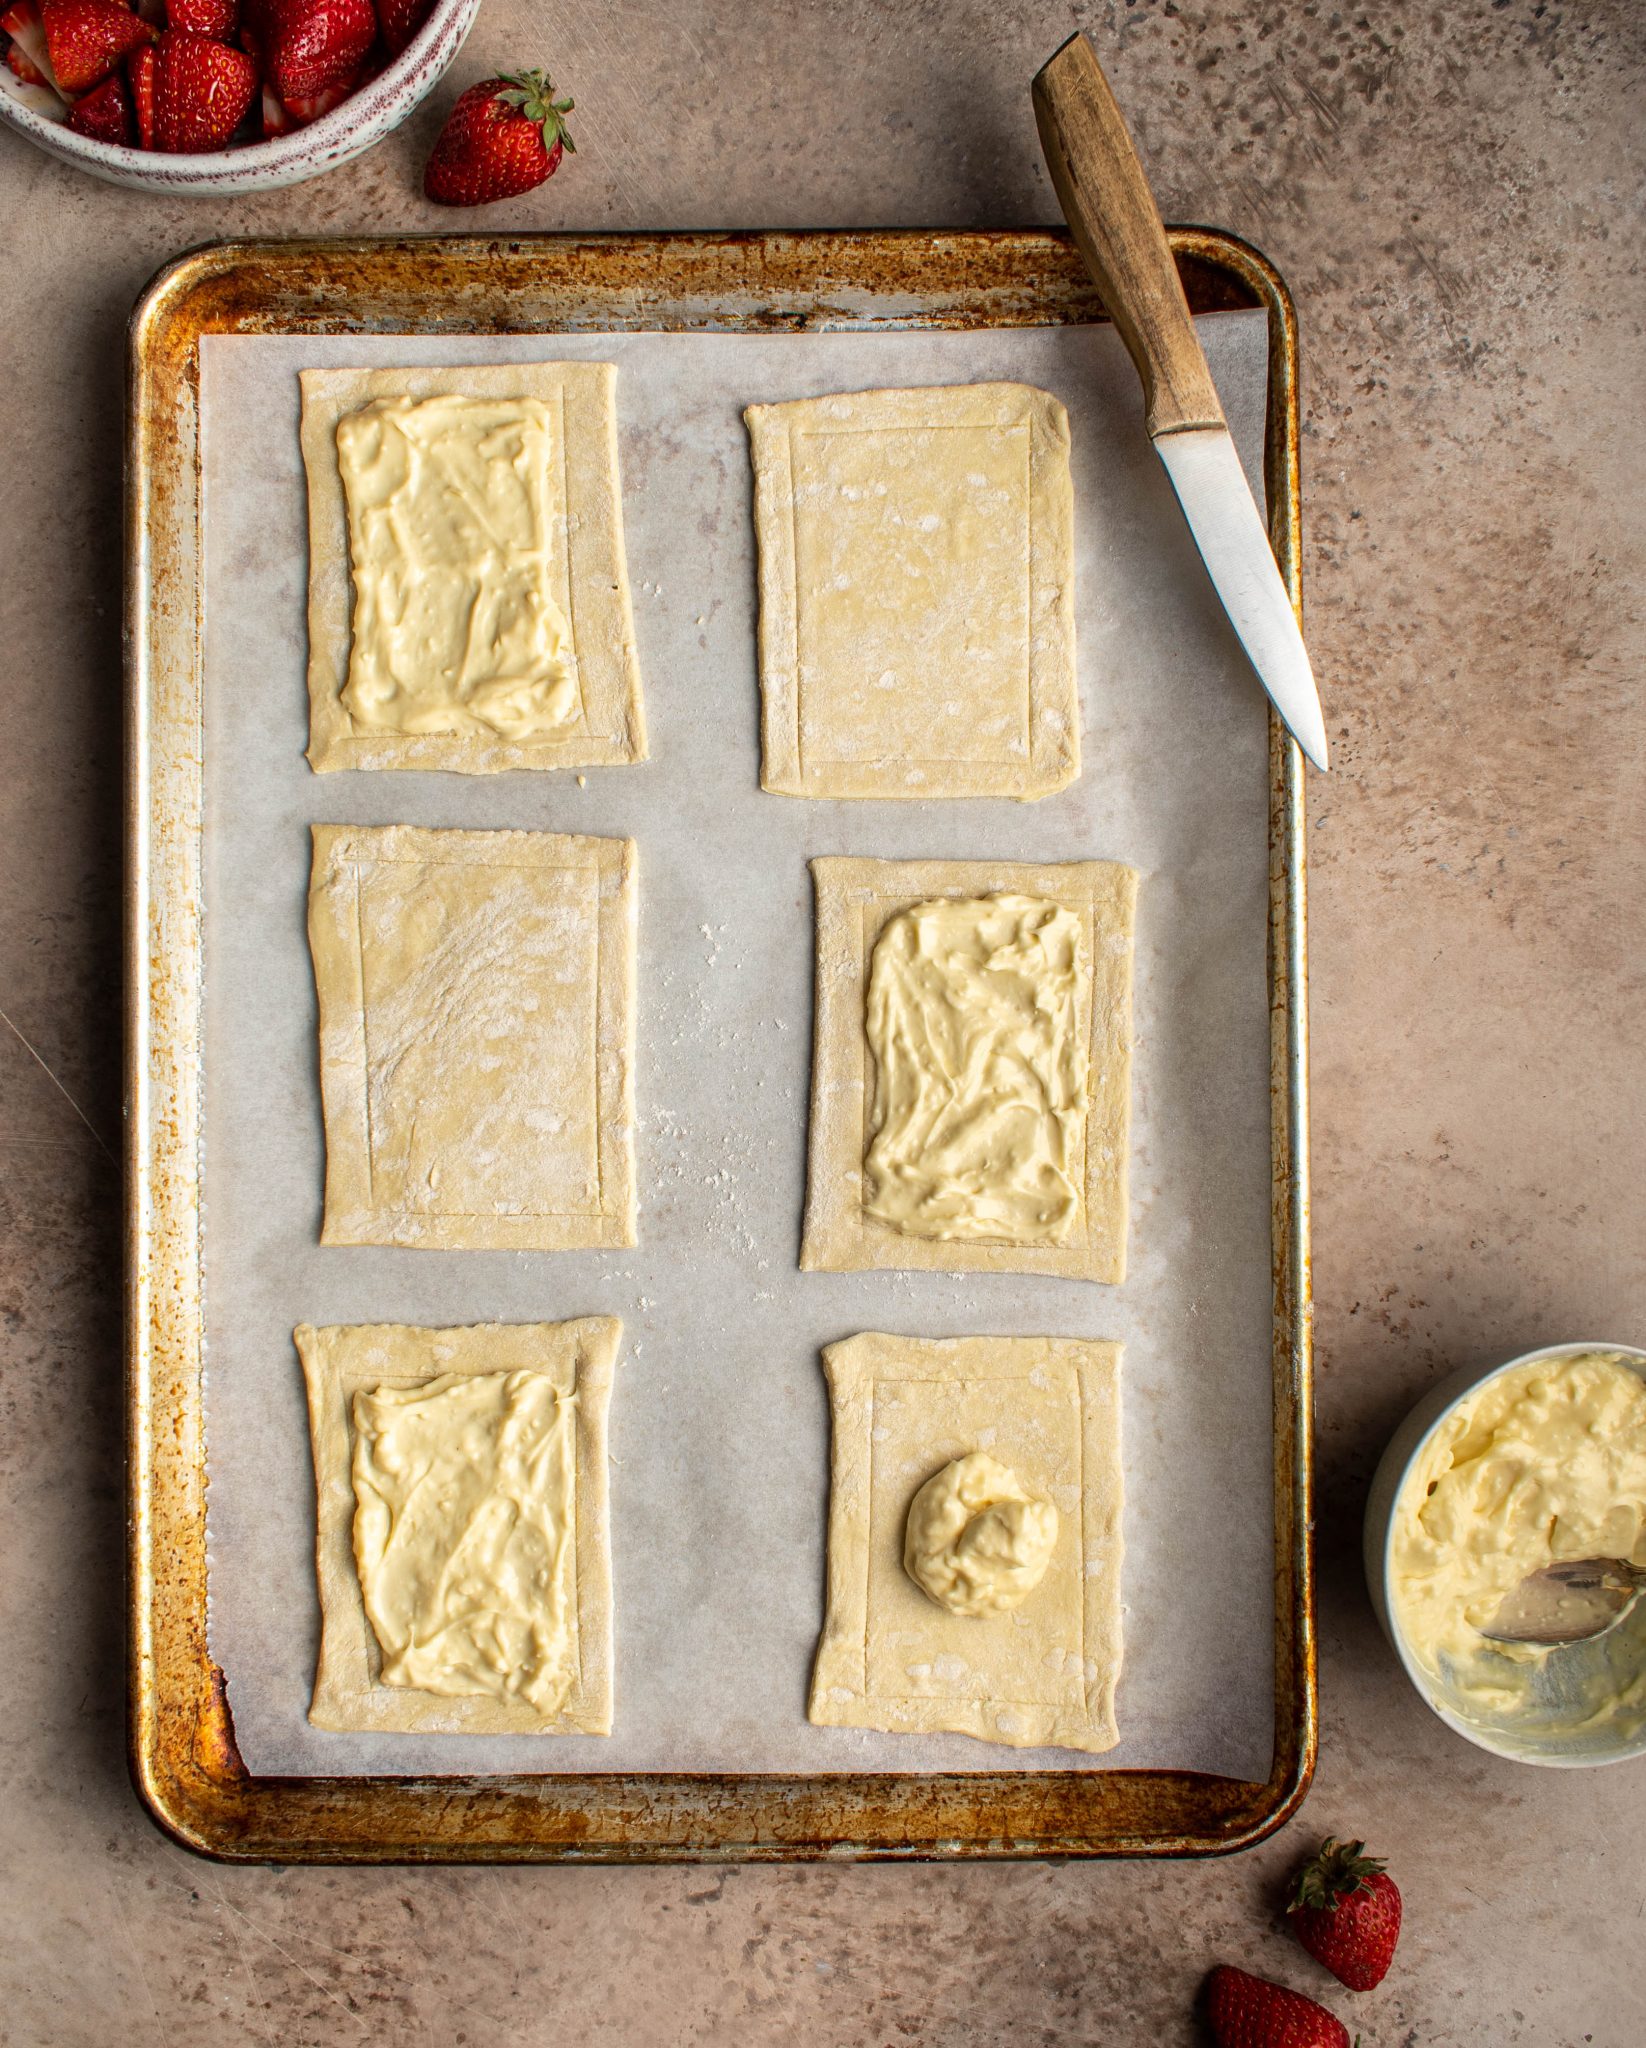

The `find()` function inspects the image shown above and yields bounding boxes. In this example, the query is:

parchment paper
[201,311,1277,1779]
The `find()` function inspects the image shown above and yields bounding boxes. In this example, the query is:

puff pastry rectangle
[801,855,1136,1281]
[746,383,1079,801]
[308,823,637,1251]
[809,1332,1123,1754]
[301,362,647,774]
[295,1318,618,1736]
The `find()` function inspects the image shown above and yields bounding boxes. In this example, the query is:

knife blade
[1032,33,1330,770]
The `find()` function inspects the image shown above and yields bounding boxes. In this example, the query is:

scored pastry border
[746,383,1079,802]
[800,854,1136,1281]
[308,822,638,1252]
[299,360,647,775]
[294,1316,619,1737]
[809,1331,1124,1755]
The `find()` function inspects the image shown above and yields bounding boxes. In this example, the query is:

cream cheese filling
[863,893,1088,1243]
[1391,1351,1646,1716]
[904,1452,1059,1617]
[350,1368,578,1712]
[337,394,578,741]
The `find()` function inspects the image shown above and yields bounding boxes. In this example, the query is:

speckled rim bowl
[1365,1339,1646,1768]
[0,0,480,194]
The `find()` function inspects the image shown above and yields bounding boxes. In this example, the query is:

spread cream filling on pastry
[336,394,577,741]
[863,893,1089,1244]
[904,1452,1059,1616]
[350,1368,578,1711]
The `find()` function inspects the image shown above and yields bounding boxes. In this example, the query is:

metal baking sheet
[127,232,1314,1860]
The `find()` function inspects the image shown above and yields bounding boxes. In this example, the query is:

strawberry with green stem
[1287,1836,1403,1992]
[424,67,575,206]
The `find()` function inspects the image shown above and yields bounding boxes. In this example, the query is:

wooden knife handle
[1033,34,1226,439]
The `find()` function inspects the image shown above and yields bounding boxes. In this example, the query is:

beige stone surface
[1,1,1642,2041]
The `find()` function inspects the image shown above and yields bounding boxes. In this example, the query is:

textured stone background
[2,2,1643,2041]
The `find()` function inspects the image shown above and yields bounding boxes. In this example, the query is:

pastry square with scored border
[295,1318,618,1736]
[301,361,646,774]
[307,823,637,1251]
[809,1331,1123,1754]
[801,854,1136,1282]
[745,383,1078,800]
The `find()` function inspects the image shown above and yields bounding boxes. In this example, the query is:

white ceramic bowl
[1364,1339,1646,1768]
[0,0,480,194]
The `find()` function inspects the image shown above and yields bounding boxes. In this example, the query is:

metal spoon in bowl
[1479,1557,1646,1648]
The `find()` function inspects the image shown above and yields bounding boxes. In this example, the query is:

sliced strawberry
[261,0,372,100]
[257,75,287,130]
[2,70,67,112]
[373,0,427,58]
[66,62,131,137]
[3,0,64,93]
[126,34,153,140]
[150,24,255,149]
[277,69,351,122]
[167,0,238,38]
[42,0,155,96]
[4,34,51,84]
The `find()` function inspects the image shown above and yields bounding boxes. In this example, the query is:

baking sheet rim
[125,227,1314,1862]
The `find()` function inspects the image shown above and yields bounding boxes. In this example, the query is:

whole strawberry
[1205,1966,1351,2048]
[1287,1836,1402,1992]
[424,67,574,206]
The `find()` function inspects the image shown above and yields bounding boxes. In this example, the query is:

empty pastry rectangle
[809,1332,1123,1754]
[746,383,1079,800]
[307,823,637,1251]
[301,362,647,774]
[801,855,1136,1282]
[295,1317,618,1736]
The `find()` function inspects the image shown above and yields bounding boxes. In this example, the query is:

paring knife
[1033,33,1330,770]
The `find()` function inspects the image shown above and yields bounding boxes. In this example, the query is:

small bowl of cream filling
[1365,1341,1646,1766]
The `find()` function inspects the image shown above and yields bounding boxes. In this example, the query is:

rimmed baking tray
[126,229,1314,1861]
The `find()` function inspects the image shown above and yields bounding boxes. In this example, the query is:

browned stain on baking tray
[126,230,1313,1862]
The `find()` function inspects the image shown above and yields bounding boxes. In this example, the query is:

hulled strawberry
[126,34,154,140]
[42,0,154,95]
[167,0,238,39]
[1287,1836,1403,1992]
[254,0,373,101]
[66,62,133,136]
[2,0,57,88]
[373,0,428,56]
[151,24,255,149]
[423,67,574,206]
[1205,1966,1351,2048]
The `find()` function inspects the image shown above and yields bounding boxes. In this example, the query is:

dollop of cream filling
[350,1368,578,1712]
[863,893,1088,1244]
[904,1452,1059,1616]
[337,393,578,741]
[1390,1351,1646,1717]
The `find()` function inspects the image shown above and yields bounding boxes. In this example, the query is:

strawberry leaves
[423,65,576,206]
